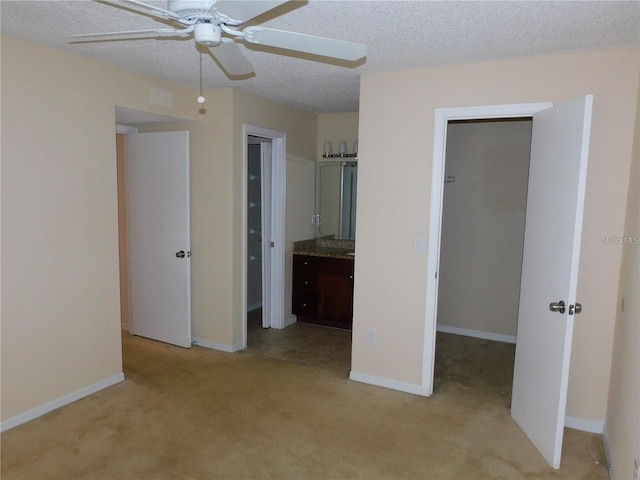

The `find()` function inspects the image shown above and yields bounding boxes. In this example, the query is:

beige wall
[353,49,640,424]
[317,112,360,159]
[438,120,531,338]
[0,35,213,421]
[0,35,318,422]
[604,71,640,480]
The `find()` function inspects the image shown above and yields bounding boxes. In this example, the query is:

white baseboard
[192,337,244,353]
[283,314,297,328]
[437,324,516,344]
[349,371,429,396]
[0,373,125,433]
[564,415,604,434]
[601,423,615,478]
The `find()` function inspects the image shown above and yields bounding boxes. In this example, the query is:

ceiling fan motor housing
[194,22,221,46]
[168,0,216,16]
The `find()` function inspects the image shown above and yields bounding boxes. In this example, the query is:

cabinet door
[318,271,354,322]
[318,257,354,327]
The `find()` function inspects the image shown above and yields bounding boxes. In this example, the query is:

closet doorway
[246,136,272,329]
[425,97,593,468]
[434,118,532,395]
[242,124,287,350]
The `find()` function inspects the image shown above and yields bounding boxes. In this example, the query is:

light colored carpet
[1,319,608,479]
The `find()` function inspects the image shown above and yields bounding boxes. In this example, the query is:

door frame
[241,125,286,347]
[421,102,553,395]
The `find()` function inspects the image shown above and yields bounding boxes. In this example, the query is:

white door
[511,95,593,468]
[260,141,273,328]
[126,131,192,348]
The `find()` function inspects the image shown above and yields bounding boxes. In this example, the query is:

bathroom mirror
[317,161,357,240]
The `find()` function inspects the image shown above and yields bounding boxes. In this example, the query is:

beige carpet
[1,320,608,479]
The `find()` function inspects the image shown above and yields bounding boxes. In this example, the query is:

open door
[126,131,192,348]
[511,95,593,468]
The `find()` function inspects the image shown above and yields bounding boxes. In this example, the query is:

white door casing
[511,95,593,468]
[126,131,192,348]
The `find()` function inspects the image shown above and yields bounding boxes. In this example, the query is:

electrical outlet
[634,458,639,480]
[366,328,377,345]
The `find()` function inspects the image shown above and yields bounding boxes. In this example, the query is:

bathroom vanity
[292,238,355,330]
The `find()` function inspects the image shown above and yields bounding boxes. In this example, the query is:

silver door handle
[176,250,185,258]
[569,303,583,315]
[549,300,566,314]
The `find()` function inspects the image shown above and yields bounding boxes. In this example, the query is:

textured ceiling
[1,0,639,114]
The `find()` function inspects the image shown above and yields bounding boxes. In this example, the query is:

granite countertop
[293,237,355,260]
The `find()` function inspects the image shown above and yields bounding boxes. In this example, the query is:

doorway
[242,125,287,349]
[115,127,192,348]
[423,102,552,395]
[424,98,593,468]
[433,118,532,396]
[246,136,272,331]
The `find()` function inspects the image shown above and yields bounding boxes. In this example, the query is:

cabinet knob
[304,281,309,285]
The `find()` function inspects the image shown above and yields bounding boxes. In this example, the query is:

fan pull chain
[197,48,205,104]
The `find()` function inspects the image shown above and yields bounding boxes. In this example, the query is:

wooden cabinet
[292,254,354,330]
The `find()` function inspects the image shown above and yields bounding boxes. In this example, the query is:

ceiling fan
[71,0,367,78]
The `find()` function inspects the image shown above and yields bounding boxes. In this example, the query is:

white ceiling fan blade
[242,27,366,61]
[209,39,254,76]
[211,0,289,25]
[70,27,193,41]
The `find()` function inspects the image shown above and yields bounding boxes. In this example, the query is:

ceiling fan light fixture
[194,23,221,46]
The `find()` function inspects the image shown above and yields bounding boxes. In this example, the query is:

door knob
[176,250,185,258]
[549,300,566,314]
[569,303,583,315]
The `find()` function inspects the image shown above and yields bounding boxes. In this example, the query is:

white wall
[352,49,639,425]
[438,120,532,339]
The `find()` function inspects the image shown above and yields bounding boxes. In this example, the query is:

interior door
[260,141,272,328]
[511,95,593,468]
[126,131,191,348]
